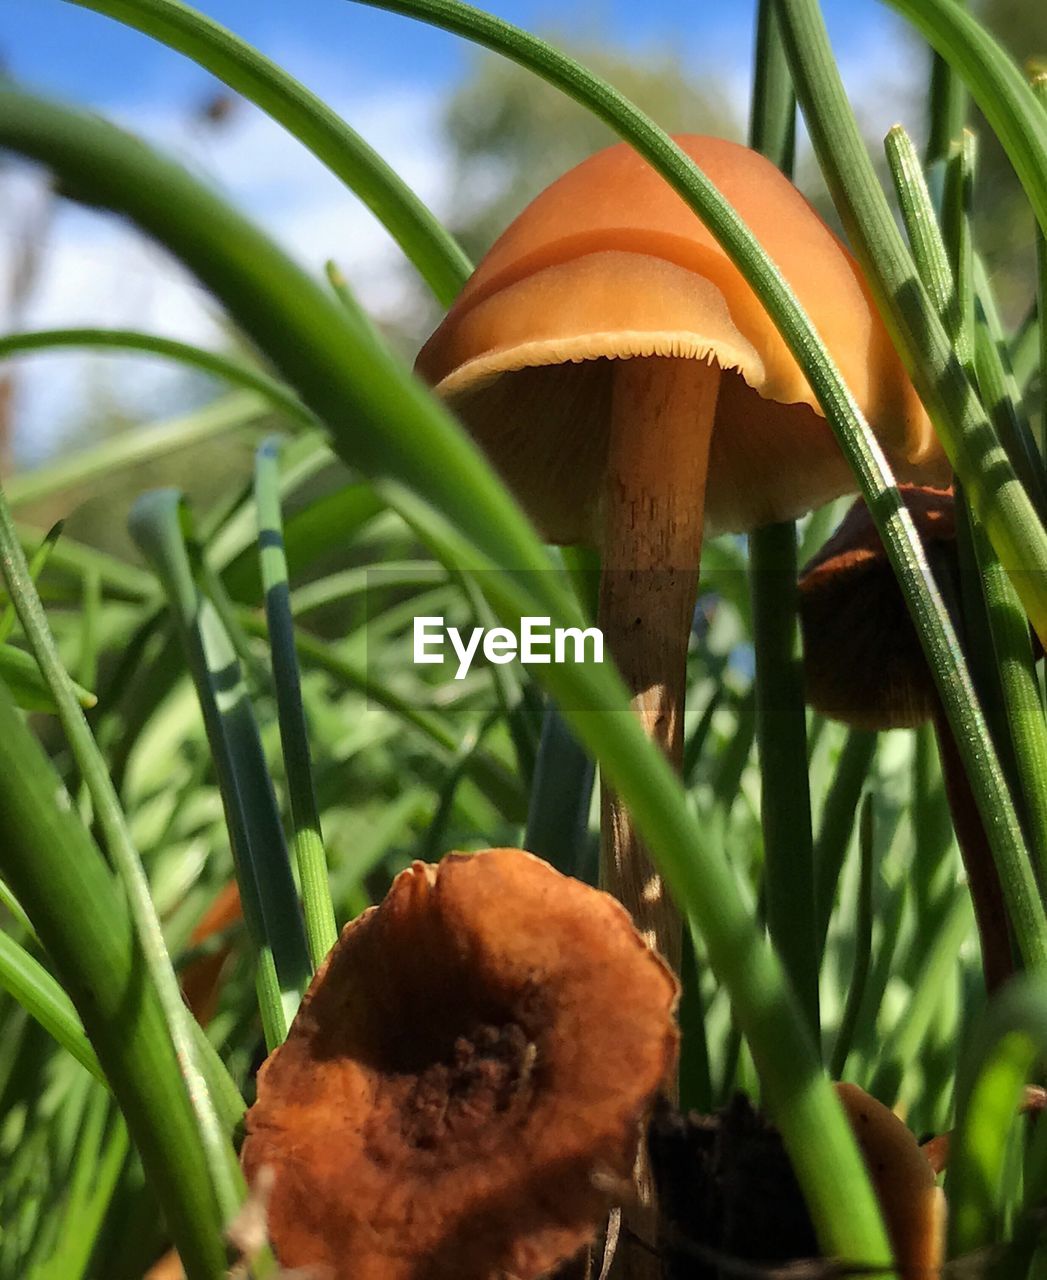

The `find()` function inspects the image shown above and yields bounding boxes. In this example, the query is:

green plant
[0,0,1045,1276]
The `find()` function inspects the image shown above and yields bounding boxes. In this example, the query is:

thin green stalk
[924,0,966,164]
[883,0,1047,240]
[255,438,337,969]
[0,483,244,1222]
[0,877,35,939]
[78,565,101,693]
[941,132,977,372]
[888,123,1047,898]
[749,522,819,1035]
[0,931,103,1082]
[815,730,877,952]
[885,126,955,324]
[16,522,156,602]
[290,561,439,616]
[0,85,891,1263]
[828,795,874,1078]
[0,681,227,1280]
[0,328,318,429]
[1036,74,1047,456]
[523,703,596,880]
[747,0,818,1039]
[130,490,311,1047]
[5,391,269,509]
[0,643,96,713]
[948,976,1047,1258]
[63,0,471,305]
[972,255,1047,519]
[869,889,971,1104]
[0,521,64,644]
[750,0,796,171]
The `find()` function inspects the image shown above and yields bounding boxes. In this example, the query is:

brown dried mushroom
[418,135,945,974]
[242,848,679,1280]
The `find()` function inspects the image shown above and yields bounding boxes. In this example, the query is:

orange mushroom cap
[242,848,679,1280]
[417,135,947,545]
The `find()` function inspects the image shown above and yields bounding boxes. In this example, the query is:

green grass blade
[0,645,95,713]
[523,703,595,880]
[828,794,874,1078]
[65,0,471,305]
[869,889,970,1104]
[0,681,228,1280]
[948,976,1047,1257]
[0,85,891,1263]
[750,0,796,169]
[0,521,64,644]
[0,931,103,1082]
[5,391,268,509]
[1036,74,1047,454]
[747,0,818,1038]
[749,522,819,1035]
[0,481,244,1222]
[130,489,311,1046]
[16,522,156,602]
[0,328,318,430]
[33,1098,130,1280]
[884,126,957,342]
[255,438,337,968]
[815,730,877,952]
[972,256,1047,517]
[924,0,967,164]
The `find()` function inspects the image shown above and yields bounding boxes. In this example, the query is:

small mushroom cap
[836,1083,945,1280]
[797,486,957,731]
[417,135,947,545]
[242,848,679,1280]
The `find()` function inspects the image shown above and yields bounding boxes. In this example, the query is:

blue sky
[8,1,912,109]
[2,1,928,456]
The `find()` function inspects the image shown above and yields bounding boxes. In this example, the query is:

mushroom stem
[598,355,721,973]
[932,701,1015,992]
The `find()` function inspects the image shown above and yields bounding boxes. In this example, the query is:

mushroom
[835,1083,945,1280]
[417,135,945,971]
[649,1083,943,1280]
[241,847,678,1280]
[798,485,1013,990]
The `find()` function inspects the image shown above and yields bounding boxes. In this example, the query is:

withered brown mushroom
[242,848,679,1280]
[417,135,945,974]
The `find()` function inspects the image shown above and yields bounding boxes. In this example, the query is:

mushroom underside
[448,357,926,547]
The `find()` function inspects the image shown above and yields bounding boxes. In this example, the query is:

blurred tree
[441,39,742,264]
[969,0,1045,320]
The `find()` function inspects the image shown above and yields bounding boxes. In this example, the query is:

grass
[0,0,1045,1276]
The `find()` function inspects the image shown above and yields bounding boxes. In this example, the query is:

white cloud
[2,78,451,459]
